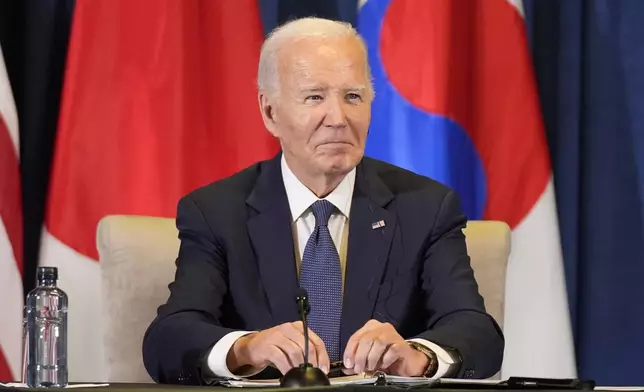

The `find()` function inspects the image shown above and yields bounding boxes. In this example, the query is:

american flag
[0,42,24,382]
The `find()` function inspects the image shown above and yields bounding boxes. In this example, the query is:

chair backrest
[97,215,179,383]
[462,220,510,329]
[96,215,510,382]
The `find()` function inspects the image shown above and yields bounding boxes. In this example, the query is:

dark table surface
[0,382,626,392]
[0,384,416,392]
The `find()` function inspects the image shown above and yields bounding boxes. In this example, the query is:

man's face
[260,35,372,178]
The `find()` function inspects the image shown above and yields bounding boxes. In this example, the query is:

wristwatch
[406,341,439,378]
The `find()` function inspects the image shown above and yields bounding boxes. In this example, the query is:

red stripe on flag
[46,0,278,261]
[0,346,13,381]
[0,115,23,274]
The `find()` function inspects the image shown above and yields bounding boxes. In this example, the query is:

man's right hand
[226,321,330,376]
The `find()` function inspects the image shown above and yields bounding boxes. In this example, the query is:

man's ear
[258,92,278,137]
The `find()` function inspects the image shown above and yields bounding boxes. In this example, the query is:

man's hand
[226,321,330,375]
[343,320,430,376]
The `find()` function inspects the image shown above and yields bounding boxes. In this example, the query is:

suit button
[177,372,193,384]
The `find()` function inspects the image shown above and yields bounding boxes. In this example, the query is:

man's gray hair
[257,17,373,97]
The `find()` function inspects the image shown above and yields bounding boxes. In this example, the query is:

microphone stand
[280,289,330,387]
[300,297,311,367]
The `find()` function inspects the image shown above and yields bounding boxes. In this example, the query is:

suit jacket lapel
[341,160,396,351]
[246,154,300,325]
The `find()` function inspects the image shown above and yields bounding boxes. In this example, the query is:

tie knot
[310,200,335,227]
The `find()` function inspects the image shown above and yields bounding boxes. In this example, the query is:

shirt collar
[281,154,356,222]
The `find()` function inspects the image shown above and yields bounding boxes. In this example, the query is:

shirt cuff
[406,338,457,379]
[207,330,263,379]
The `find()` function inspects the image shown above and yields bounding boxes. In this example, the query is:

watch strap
[406,341,439,378]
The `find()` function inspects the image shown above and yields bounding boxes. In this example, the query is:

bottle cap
[37,267,58,280]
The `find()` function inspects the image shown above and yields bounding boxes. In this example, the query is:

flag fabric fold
[0,43,24,382]
[358,0,576,378]
[39,0,278,381]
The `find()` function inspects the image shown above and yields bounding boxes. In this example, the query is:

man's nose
[324,98,348,128]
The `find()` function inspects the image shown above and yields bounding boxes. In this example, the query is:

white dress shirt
[207,156,456,379]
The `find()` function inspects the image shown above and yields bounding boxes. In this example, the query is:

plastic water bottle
[21,306,27,383]
[26,267,68,388]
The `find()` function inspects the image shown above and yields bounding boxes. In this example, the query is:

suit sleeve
[413,189,505,379]
[142,195,239,384]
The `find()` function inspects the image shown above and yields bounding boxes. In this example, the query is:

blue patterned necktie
[299,199,343,361]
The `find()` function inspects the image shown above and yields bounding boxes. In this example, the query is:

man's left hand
[342,320,429,376]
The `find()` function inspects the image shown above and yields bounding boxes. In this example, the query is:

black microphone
[296,288,312,366]
[279,288,330,388]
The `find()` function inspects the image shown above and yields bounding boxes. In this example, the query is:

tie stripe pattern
[299,200,343,361]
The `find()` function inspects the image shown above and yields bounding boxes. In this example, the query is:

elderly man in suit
[142,17,504,384]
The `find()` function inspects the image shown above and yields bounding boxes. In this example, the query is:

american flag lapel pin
[371,220,386,229]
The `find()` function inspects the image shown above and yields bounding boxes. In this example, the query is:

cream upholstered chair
[462,221,511,329]
[96,215,510,382]
[97,215,180,383]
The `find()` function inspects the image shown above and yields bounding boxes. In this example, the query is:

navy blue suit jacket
[142,154,504,384]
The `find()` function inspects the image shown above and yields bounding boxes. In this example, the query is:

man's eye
[346,93,362,102]
[306,95,324,101]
